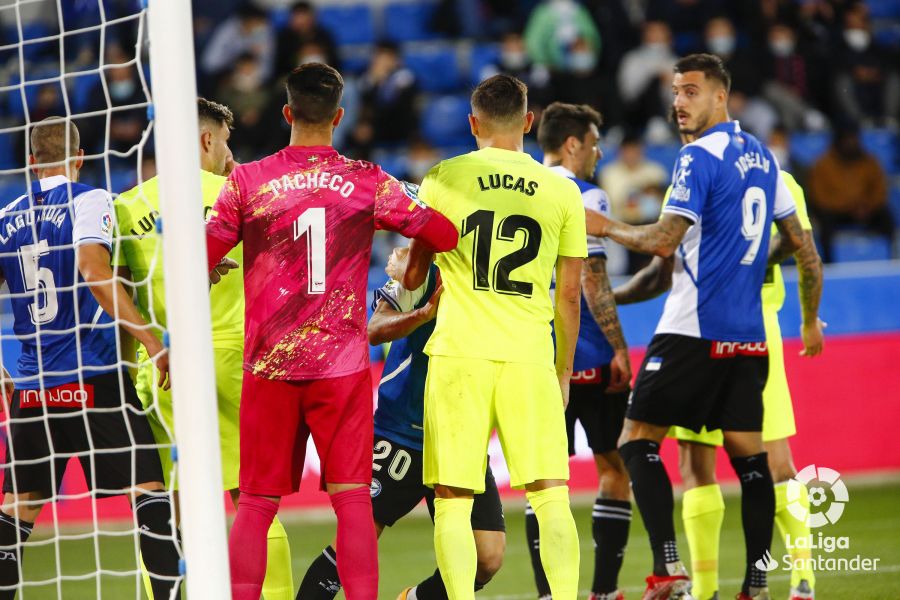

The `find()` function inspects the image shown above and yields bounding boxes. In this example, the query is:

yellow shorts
[135,345,243,490]
[423,355,569,492]
[672,309,797,445]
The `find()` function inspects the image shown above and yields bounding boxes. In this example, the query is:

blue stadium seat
[0,134,17,170]
[867,0,900,18]
[421,95,470,146]
[644,144,680,171]
[469,43,500,85]
[889,186,900,225]
[69,71,101,113]
[404,47,460,93]
[861,128,898,174]
[832,232,893,262]
[384,1,440,43]
[789,131,831,167]
[373,151,408,179]
[318,5,375,45]
[524,141,542,163]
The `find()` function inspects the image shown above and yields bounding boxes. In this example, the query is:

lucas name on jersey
[268,170,355,199]
[476,173,539,196]
[0,205,66,244]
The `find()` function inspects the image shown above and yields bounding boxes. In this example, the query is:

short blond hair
[30,117,80,165]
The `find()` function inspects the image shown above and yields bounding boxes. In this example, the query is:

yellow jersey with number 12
[419,147,587,366]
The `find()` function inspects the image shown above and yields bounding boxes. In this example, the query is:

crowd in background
[0,0,898,271]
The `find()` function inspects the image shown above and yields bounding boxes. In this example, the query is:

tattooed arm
[767,212,805,266]
[612,256,675,305]
[795,229,825,357]
[587,212,692,258]
[582,256,632,391]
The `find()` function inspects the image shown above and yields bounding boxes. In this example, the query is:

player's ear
[282,104,293,127]
[523,111,535,134]
[199,129,211,153]
[75,149,84,171]
[28,154,38,176]
[332,107,345,128]
[468,113,479,137]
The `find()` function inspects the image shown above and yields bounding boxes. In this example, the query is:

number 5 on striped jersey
[293,207,326,294]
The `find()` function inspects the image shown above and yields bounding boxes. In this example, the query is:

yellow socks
[262,516,294,600]
[434,497,477,600]
[682,484,724,600]
[775,481,815,589]
[525,486,580,600]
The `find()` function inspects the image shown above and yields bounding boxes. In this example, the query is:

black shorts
[627,334,769,433]
[369,435,505,532]
[566,365,628,455]
[2,371,164,498]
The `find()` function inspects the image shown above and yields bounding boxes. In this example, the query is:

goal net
[0,1,226,597]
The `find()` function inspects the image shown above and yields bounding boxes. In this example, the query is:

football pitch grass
[19,478,900,599]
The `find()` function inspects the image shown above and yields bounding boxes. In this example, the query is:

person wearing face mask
[216,54,272,162]
[762,23,829,131]
[480,32,554,113]
[617,21,678,136]
[833,5,900,128]
[275,1,339,77]
[523,0,601,74]
[807,123,894,263]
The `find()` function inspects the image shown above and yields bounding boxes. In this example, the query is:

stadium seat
[524,141,542,163]
[372,151,408,179]
[0,134,18,170]
[468,43,500,85]
[861,128,898,174]
[421,94,470,146]
[866,0,900,18]
[69,71,101,113]
[832,231,893,262]
[644,143,681,171]
[384,1,440,43]
[317,5,375,46]
[403,46,460,93]
[789,131,831,167]
[889,185,900,225]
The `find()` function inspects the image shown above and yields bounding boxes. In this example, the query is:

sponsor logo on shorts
[369,478,382,498]
[19,384,94,409]
[710,341,768,358]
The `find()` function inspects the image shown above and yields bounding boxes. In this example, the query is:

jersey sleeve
[583,187,609,258]
[374,167,458,251]
[111,197,131,267]
[558,181,589,258]
[663,146,714,223]
[72,189,114,250]
[773,169,799,221]
[205,171,244,268]
[372,270,431,313]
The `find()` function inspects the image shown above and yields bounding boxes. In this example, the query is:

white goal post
[146,0,231,597]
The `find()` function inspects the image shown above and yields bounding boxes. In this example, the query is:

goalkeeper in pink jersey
[205,63,458,600]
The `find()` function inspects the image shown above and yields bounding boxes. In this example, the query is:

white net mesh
[0,1,182,597]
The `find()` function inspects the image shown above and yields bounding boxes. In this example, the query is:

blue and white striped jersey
[0,176,118,388]
[550,166,615,371]
[659,121,796,342]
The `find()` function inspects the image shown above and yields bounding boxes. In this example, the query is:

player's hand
[0,366,13,412]
[585,208,611,237]
[144,339,171,390]
[607,349,632,392]
[209,257,239,285]
[558,373,571,409]
[800,318,826,357]
[416,284,443,322]
[385,246,410,282]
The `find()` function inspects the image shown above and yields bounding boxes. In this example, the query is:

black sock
[0,511,33,600]
[415,568,448,600]
[619,440,679,575]
[592,498,631,594]
[524,502,551,597]
[134,494,182,600]
[296,545,341,600]
[731,452,775,594]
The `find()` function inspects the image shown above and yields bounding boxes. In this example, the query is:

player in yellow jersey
[401,74,586,600]
[115,98,293,600]
[610,118,824,600]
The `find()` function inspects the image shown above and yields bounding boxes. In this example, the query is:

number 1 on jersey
[293,207,326,294]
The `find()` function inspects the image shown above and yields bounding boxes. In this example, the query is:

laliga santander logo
[787,464,849,528]
[754,550,779,572]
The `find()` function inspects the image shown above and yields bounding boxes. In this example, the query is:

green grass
[19,479,900,599]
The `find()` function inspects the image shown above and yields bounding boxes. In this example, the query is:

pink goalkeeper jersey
[206,145,447,380]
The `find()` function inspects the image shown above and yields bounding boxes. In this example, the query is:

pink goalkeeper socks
[229,494,279,600]
[331,486,379,599]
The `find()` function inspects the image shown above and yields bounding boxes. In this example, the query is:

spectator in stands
[405,137,442,185]
[762,22,828,131]
[808,124,893,263]
[480,31,554,112]
[705,16,777,139]
[201,4,274,86]
[358,42,418,145]
[617,20,677,140]
[833,4,900,129]
[523,0,601,73]
[215,53,271,162]
[275,1,339,78]
[599,132,668,225]
[767,124,806,184]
